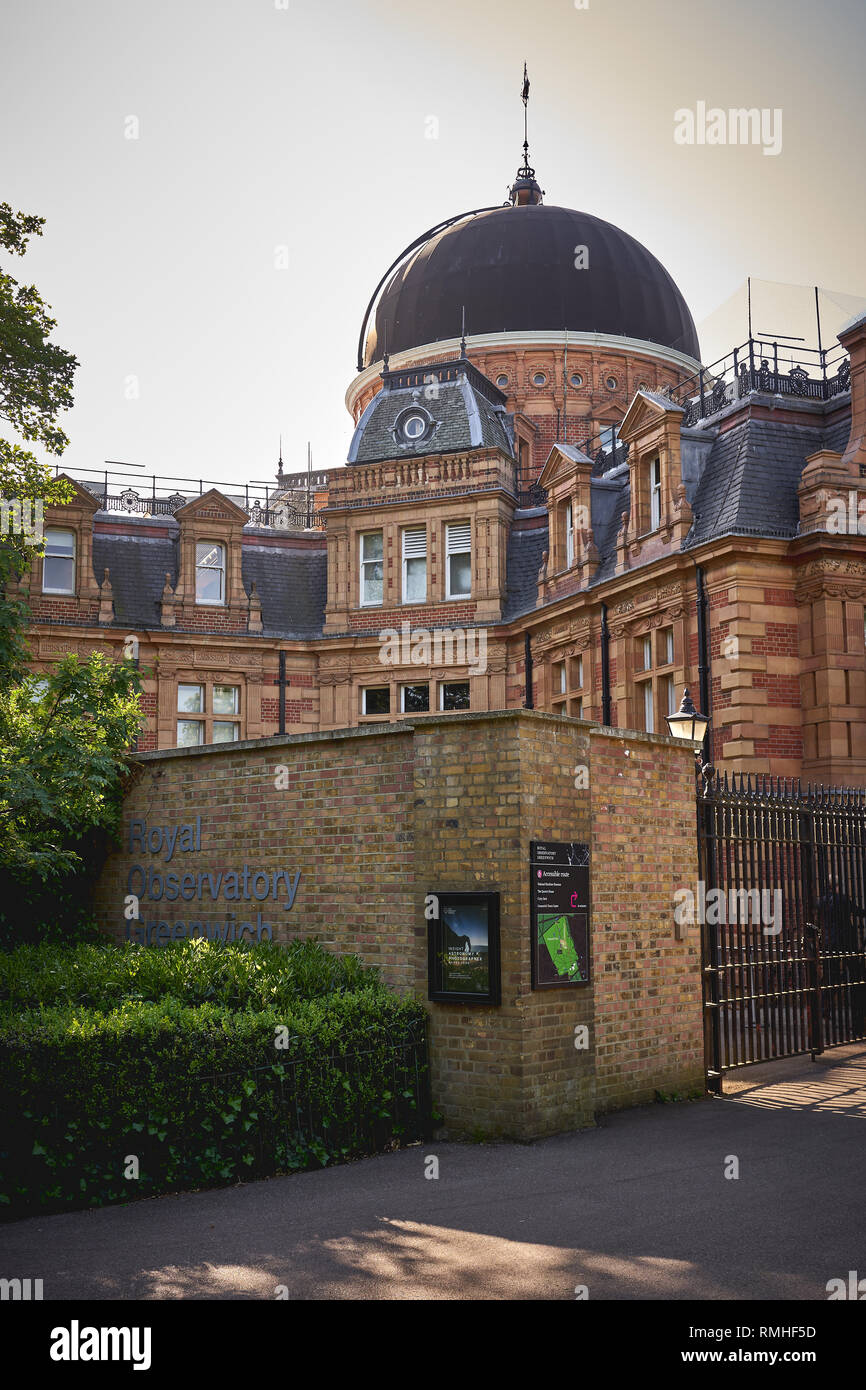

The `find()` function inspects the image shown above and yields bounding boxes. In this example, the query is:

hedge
[0,942,430,1217]
[0,936,377,1011]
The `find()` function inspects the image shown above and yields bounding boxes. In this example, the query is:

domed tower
[348,120,701,491]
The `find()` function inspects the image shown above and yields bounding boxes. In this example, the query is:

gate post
[805,921,825,1058]
[800,804,825,1059]
[698,769,723,1093]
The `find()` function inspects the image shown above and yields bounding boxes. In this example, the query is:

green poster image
[538,912,584,982]
[530,840,590,988]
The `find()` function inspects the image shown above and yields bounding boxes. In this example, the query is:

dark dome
[363,203,700,367]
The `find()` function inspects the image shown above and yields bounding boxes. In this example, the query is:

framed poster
[530,841,590,989]
[427,891,501,1005]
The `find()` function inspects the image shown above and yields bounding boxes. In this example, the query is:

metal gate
[697,773,866,1090]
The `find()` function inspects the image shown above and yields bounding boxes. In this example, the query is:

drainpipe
[695,565,711,764]
[524,631,534,709]
[600,603,611,726]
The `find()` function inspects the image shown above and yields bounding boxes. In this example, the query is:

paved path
[3,1045,865,1300]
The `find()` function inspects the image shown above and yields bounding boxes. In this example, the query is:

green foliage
[0,943,429,1216]
[0,654,143,896]
[653,1087,705,1104]
[0,203,78,685]
[0,937,381,1011]
[0,204,78,456]
[0,440,74,686]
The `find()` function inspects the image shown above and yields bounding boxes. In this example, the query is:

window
[641,636,652,671]
[496,374,509,389]
[360,531,384,607]
[362,686,390,716]
[401,684,429,713]
[213,685,239,715]
[402,412,427,441]
[42,528,75,594]
[195,541,225,605]
[643,681,654,734]
[441,681,470,711]
[570,372,583,388]
[606,375,618,390]
[402,527,427,603]
[662,674,677,719]
[660,627,674,666]
[176,683,241,745]
[177,718,204,747]
[565,500,574,567]
[552,653,587,719]
[532,371,547,387]
[649,458,662,531]
[445,522,471,599]
[178,683,203,714]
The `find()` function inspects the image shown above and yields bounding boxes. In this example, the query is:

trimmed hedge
[0,936,377,1010]
[0,941,429,1216]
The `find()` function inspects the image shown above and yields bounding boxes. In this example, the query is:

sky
[4,0,866,491]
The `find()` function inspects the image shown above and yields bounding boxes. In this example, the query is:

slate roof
[241,545,327,638]
[90,517,327,637]
[502,522,549,620]
[65,390,855,637]
[92,530,178,629]
[685,417,826,547]
[589,468,630,586]
[348,360,514,465]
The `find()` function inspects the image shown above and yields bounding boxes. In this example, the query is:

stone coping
[131,708,695,763]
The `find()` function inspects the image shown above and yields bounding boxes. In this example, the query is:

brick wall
[91,711,704,1138]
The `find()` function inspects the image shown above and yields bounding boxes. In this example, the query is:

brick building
[20,153,866,785]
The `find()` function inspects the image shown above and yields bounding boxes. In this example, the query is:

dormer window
[394,406,434,446]
[565,499,575,567]
[195,541,225,604]
[403,413,426,440]
[42,527,76,594]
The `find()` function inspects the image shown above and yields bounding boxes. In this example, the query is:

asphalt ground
[3,1043,865,1301]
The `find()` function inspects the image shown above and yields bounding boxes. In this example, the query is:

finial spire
[278,433,283,470]
[510,63,544,206]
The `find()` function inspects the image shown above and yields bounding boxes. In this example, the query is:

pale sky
[4,0,866,491]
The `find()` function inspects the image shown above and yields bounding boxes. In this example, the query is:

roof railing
[671,337,850,426]
[53,463,326,530]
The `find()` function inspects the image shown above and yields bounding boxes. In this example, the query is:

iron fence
[2,1017,432,1216]
[697,772,866,1088]
[55,464,326,530]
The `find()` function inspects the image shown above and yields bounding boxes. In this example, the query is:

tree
[0,654,143,883]
[1,204,78,684]
[0,207,142,939]
[0,203,78,455]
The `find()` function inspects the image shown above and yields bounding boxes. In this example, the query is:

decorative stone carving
[98,568,115,625]
[160,573,177,628]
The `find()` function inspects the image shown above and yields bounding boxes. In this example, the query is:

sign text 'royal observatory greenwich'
[124,817,301,945]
